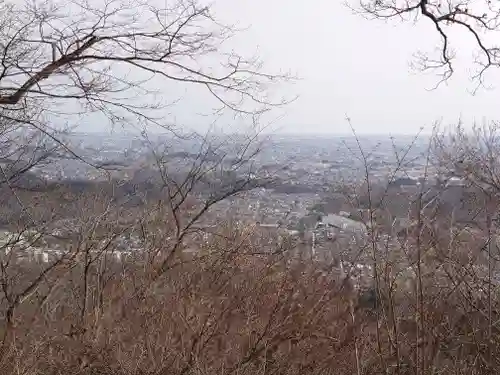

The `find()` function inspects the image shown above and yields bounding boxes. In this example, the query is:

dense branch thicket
[0,125,497,375]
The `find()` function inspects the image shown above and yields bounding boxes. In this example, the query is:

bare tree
[0,0,291,128]
[0,0,293,210]
[0,2,297,370]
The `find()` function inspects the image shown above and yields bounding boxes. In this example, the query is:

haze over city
[2,0,500,373]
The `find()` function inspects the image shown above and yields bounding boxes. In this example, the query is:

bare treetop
[0,0,291,129]
[353,0,500,89]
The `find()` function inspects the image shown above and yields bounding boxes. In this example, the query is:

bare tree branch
[351,0,500,88]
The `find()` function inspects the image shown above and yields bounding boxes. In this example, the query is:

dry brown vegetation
[3,0,500,373]
[0,126,498,375]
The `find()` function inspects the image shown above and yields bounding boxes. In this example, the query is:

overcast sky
[201,0,500,135]
[70,0,500,136]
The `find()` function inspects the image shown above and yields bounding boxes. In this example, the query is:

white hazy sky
[69,0,500,135]
[204,0,500,135]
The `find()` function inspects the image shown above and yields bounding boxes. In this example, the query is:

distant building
[446,177,466,187]
[319,214,366,234]
[256,223,280,229]
[390,177,418,187]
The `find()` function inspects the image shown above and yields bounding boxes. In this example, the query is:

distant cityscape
[2,131,472,289]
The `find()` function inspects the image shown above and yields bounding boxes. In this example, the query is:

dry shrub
[0,224,361,375]
[2,196,500,375]
[2,127,500,375]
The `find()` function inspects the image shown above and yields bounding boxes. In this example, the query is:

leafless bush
[324,122,500,374]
